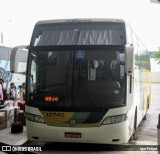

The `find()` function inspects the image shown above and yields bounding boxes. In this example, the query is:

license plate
[64,132,82,138]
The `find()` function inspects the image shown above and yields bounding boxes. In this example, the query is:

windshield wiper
[45,83,66,88]
[33,88,51,94]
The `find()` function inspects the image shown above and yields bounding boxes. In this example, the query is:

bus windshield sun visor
[33,29,125,46]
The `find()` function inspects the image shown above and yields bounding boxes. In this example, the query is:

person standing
[0,79,4,105]
[17,85,22,99]
[6,82,17,100]
[21,82,26,101]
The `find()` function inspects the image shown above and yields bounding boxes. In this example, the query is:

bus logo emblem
[69,120,76,127]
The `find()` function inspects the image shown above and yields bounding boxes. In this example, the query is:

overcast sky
[0,0,160,51]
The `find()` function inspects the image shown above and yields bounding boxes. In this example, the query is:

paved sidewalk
[0,126,27,145]
[134,83,159,145]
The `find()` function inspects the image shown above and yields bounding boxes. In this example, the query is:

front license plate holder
[64,132,82,138]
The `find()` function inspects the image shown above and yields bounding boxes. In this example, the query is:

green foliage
[154,50,160,64]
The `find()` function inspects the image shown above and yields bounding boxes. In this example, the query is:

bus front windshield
[28,49,126,111]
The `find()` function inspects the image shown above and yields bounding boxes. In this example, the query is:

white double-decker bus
[20,19,151,144]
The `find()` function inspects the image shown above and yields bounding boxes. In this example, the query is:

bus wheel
[143,114,147,120]
[129,109,137,141]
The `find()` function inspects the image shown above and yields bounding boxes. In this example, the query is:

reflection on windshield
[29,50,125,110]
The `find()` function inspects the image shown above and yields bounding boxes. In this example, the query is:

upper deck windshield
[31,22,125,46]
[28,48,126,111]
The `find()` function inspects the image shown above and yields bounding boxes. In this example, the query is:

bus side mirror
[10,45,28,74]
[125,44,133,74]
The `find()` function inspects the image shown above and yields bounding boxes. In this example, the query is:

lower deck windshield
[28,49,126,111]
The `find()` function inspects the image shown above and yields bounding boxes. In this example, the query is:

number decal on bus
[46,112,65,117]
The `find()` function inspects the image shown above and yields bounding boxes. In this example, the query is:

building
[0,46,27,89]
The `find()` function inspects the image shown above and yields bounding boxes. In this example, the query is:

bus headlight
[102,114,126,125]
[26,113,46,124]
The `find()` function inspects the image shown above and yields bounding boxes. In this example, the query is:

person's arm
[15,89,17,99]
[6,94,10,100]
[20,88,24,100]
[0,85,2,100]
[6,88,10,100]
[1,81,4,91]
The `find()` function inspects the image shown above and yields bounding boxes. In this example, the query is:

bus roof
[36,18,125,26]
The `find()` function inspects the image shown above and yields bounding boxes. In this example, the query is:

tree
[154,49,160,64]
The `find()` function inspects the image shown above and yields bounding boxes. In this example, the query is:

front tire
[129,109,137,141]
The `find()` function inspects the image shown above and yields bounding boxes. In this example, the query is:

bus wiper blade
[33,88,51,94]
[33,83,66,94]
[46,83,65,88]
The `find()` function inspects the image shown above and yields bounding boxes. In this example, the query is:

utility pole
[1,33,3,44]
